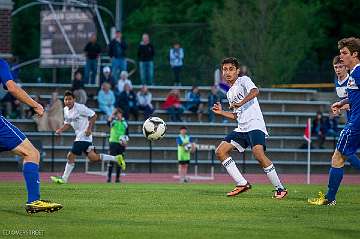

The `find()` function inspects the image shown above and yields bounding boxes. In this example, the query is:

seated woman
[161,89,184,122]
[97,82,115,118]
[185,86,204,122]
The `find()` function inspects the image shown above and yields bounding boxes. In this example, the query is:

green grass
[0,183,359,239]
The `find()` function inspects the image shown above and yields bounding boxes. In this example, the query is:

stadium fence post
[51,131,55,172]
[211,148,215,179]
[101,133,106,173]
[149,140,152,174]
[242,152,246,173]
[194,146,198,177]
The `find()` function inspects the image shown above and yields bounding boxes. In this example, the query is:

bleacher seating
[0,83,344,172]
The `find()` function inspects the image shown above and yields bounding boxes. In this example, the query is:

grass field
[0,182,359,239]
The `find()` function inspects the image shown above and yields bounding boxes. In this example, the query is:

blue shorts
[224,130,266,152]
[0,115,26,152]
[336,127,360,156]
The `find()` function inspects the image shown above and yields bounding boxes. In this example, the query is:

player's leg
[216,132,250,196]
[61,152,76,183]
[347,154,360,170]
[249,130,287,199]
[87,145,126,171]
[107,162,114,183]
[12,139,63,213]
[326,150,346,203]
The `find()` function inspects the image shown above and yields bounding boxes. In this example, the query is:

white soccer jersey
[64,103,96,142]
[227,76,268,135]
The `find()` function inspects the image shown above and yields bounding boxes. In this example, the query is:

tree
[211,0,322,86]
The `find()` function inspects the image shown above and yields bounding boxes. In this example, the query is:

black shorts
[224,130,266,152]
[71,141,93,156]
[178,160,190,165]
[109,142,125,156]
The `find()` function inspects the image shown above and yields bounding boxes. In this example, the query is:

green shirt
[109,119,128,143]
[177,134,191,161]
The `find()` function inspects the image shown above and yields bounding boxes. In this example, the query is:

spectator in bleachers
[169,42,184,86]
[109,31,127,79]
[1,92,21,119]
[323,109,339,137]
[71,71,87,104]
[208,85,222,123]
[137,85,154,119]
[162,89,184,122]
[31,95,49,131]
[117,83,138,121]
[186,85,204,122]
[47,91,64,131]
[214,64,230,95]
[116,70,133,95]
[97,82,116,118]
[239,65,249,77]
[100,66,116,89]
[84,33,101,85]
[138,33,155,85]
[312,111,326,149]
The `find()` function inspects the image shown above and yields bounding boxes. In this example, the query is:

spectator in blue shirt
[97,82,115,118]
[186,86,204,122]
[169,42,184,86]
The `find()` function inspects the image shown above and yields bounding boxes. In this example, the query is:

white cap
[103,66,111,73]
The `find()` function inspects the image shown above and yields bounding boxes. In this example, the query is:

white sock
[222,157,247,186]
[263,164,284,190]
[62,162,75,183]
[100,154,117,162]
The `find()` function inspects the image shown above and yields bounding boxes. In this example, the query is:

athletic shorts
[224,130,266,152]
[178,160,190,165]
[336,127,360,156]
[0,115,26,152]
[71,141,93,156]
[109,142,125,156]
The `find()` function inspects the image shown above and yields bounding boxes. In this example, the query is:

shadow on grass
[0,208,27,217]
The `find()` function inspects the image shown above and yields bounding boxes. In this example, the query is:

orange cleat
[273,188,288,199]
[227,182,252,197]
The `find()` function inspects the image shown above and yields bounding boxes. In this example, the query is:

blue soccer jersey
[335,74,351,119]
[336,63,360,156]
[0,58,26,152]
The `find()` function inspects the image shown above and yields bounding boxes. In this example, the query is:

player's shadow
[0,208,28,217]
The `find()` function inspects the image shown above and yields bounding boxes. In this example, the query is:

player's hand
[85,128,92,136]
[55,128,63,135]
[212,102,222,115]
[229,102,241,110]
[331,102,342,115]
[340,104,350,111]
[33,103,44,117]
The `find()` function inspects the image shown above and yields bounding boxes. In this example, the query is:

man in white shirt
[50,90,126,184]
[212,57,287,199]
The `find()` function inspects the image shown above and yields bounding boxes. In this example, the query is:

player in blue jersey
[309,37,360,205]
[333,55,350,118]
[0,58,62,213]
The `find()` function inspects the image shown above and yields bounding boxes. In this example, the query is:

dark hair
[221,57,240,69]
[64,90,75,98]
[115,108,123,114]
[338,37,360,60]
[332,55,342,65]
[180,126,187,130]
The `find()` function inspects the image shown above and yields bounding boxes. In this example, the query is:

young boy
[107,108,129,183]
[0,58,62,214]
[212,57,287,198]
[309,37,360,205]
[50,90,126,184]
[176,126,195,183]
[333,55,350,118]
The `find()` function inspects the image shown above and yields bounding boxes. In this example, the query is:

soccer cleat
[25,200,63,214]
[116,154,126,171]
[227,182,252,197]
[308,192,336,206]
[273,188,288,199]
[50,176,65,184]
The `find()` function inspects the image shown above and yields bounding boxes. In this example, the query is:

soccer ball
[142,117,167,141]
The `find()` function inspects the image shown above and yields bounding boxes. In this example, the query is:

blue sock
[23,162,40,203]
[326,167,344,201]
[347,154,360,170]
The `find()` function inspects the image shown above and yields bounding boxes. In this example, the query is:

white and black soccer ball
[142,117,167,141]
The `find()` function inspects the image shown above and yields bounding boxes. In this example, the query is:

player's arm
[230,88,259,109]
[6,80,44,117]
[55,123,71,135]
[85,113,97,136]
[211,102,237,120]
[332,98,349,115]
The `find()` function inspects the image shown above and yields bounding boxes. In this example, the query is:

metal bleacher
[0,83,342,173]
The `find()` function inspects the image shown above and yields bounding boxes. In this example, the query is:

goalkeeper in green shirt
[177,126,195,183]
[107,108,129,183]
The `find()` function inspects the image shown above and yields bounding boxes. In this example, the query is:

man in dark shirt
[108,31,127,79]
[137,33,155,85]
[84,33,101,85]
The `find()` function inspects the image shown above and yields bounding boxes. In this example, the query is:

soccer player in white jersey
[50,90,126,184]
[212,57,288,199]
